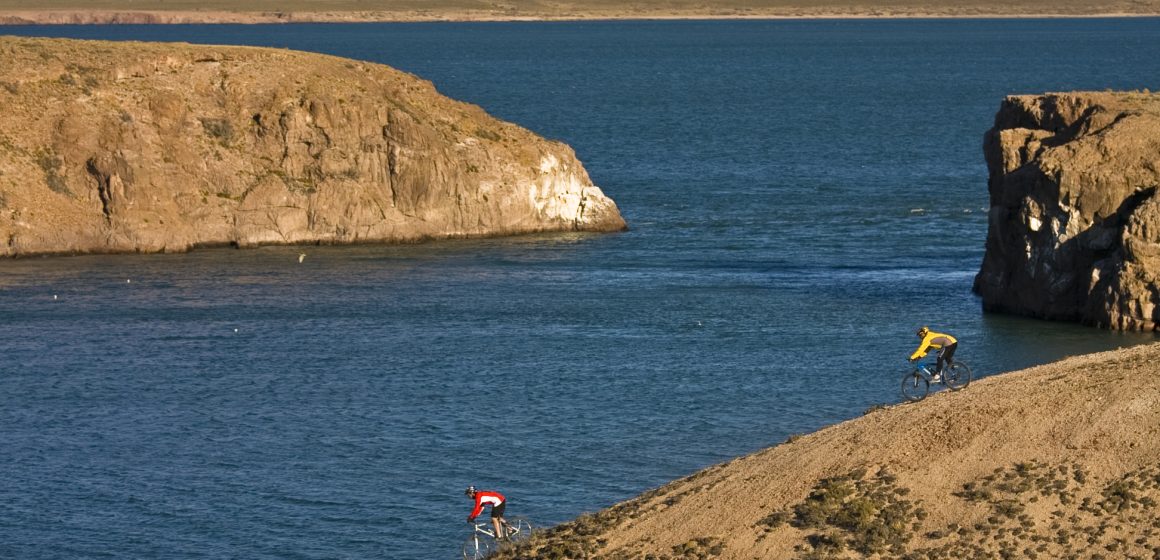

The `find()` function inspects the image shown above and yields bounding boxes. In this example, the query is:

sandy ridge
[499,342,1160,558]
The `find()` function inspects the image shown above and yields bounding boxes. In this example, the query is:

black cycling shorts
[939,343,957,364]
[491,501,506,518]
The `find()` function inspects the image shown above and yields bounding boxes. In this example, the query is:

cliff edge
[0,37,625,256]
[498,342,1160,559]
[974,92,1160,331]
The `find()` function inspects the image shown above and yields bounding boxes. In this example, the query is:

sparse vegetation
[475,128,502,142]
[35,149,69,195]
[669,537,724,559]
[666,461,1160,560]
[757,510,791,529]
[885,461,1160,559]
[199,117,234,144]
[783,467,920,557]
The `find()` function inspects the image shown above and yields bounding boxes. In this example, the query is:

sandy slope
[499,342,1160,559]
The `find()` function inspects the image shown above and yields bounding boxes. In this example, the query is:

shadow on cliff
[975,183,1158,327]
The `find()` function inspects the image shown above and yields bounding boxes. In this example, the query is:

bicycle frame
[902,357,971,402]
[471,522,499,538]
[463,525,498,560]
[915,360,940,381]
[463,516,532,560]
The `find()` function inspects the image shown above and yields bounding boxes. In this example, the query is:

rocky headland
[497,342,1160,559]
[0,37,625,257]
[974,92,1160,331]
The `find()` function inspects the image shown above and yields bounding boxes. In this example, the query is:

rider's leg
[941,343,957,371]
[491,501,507,540]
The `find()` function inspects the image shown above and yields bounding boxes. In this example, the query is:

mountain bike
[900,358,971,402]
[462,516,533,559]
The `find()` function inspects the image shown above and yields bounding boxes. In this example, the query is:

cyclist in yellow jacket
[910,326,957,382]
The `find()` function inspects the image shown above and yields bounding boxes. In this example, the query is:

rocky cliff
[974,92,1160,331]
[0,37,625,256]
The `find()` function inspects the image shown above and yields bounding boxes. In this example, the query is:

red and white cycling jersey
[469,491,505,519]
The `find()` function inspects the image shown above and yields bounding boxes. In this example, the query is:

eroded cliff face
[0,37,625,256]
[974,92,1160,330]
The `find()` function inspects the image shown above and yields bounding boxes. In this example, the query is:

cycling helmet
[916,326,929,337]
[464,485,476,496]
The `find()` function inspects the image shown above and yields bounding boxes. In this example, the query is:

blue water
[2,19,1160,559]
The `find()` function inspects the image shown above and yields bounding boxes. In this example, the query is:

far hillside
[3,0,1160,22]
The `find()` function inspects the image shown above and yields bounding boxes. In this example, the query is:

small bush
[757,510,791,529]
[35,149,69,195]
[200,117,234,143]
[475,128,502,142]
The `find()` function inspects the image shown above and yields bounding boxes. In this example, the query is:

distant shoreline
[2,9,1160,25]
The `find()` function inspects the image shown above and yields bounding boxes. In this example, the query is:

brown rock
[974,92,1160,330]
[0,37,626,257]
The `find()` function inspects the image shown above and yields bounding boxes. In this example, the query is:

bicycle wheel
[462,533,497,560]
[901,371,929,402]
[505,516,533,544]
[944,361,972,390]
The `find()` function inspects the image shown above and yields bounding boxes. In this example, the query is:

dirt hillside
[501,342,1160,559]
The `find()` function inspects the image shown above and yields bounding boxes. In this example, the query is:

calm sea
[2,19,1159,560]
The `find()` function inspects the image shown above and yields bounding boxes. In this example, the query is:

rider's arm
[468,495,485,520]
[909,335,932,361]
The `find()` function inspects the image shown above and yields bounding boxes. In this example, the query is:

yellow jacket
[910,331,957,360]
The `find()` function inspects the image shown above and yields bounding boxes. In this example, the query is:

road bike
[462,516,533,559]
[900,358,971,402]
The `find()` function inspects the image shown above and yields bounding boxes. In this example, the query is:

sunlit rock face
[0,37,625,257]
[975,92,1160,330]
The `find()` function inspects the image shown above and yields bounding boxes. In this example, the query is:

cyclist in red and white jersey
[465,486,509,540]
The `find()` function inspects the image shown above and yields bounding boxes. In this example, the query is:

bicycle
[900,358,972,402]
[462,516,533,559]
